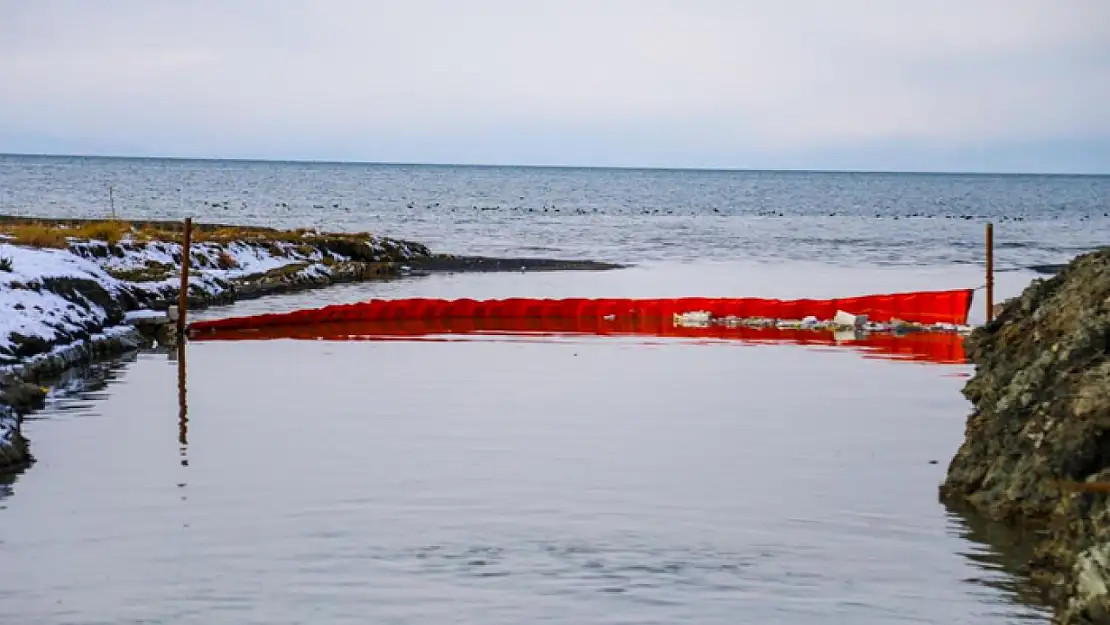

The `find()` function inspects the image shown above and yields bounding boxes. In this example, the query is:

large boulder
[940,248,1110,623]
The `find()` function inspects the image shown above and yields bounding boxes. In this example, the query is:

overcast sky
[2,1,1108,173]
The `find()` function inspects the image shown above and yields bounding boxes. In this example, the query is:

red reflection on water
[190,316,968,365]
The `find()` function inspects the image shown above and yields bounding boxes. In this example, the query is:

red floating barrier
[188,289,974,334]
[190,316,968,364]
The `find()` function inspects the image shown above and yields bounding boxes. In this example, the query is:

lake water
[1,154,1108,269]
[0,155,1094,623]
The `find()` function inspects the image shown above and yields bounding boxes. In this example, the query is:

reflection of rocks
[943,498,1051,616]
[940,248,1110,624]
[0,351,138,474]
[41,351,137,402]
[0,470,15,501]
[0,338,145,472]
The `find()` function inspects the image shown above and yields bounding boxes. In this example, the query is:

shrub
[73,220,130,245]
[5,225,69,248]
[0,255,12,272]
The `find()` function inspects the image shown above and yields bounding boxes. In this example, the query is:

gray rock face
[940,248,1110,624]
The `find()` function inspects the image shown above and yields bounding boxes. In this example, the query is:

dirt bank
[940,247,1110,624]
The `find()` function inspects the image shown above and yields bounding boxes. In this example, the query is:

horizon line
[1,151,1107,178]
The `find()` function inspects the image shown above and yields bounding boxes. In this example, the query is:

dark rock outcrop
[940,248,1110,624]
[0,383,46,470]
[411,255,624,272]
[0,403,29,469]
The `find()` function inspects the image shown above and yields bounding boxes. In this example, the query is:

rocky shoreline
[0,219,623,471]
[940,247,1110,624]
[0,327,142,470]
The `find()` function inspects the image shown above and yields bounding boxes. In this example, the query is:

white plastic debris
[673,310,712,327]
[833,310,867,328]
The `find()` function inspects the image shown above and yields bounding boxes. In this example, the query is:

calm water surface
[1,267,1050,624]
[0,157,1073,622]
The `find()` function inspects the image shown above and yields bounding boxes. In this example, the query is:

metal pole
[177,218,192,340]
[985,222,994,323]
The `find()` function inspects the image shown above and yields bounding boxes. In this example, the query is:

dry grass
[4,224,70,248]
[0,218,376,249]
[72,220,129,245]
[193,226,371,245]
[133,223,171,242]
[216,250,240,270]
[1,220,129,248]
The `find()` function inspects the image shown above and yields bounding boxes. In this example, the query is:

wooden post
[177,218,192,340]
[985,222,995,323]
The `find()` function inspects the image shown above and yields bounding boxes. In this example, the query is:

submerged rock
[940,248,1110,623]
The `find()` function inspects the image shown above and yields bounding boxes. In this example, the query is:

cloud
[1,0,1108,171]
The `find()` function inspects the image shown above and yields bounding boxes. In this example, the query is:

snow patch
[2,232,427,365]
[0,243,123,359]
[124,309,168,323]
[0,243,122,289]
[68,238,328,281]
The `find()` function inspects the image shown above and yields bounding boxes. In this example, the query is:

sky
[1,0,1109,173]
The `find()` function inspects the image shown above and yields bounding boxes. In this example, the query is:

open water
[3,155,1104,623]
[1,154,1107,269]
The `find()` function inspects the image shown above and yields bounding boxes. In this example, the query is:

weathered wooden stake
[177,218,192,340]
[985,222,995,323]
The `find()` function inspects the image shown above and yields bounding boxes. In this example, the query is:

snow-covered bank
[0,225,432,469]
[0,230,430,366]
[0,244,127,362]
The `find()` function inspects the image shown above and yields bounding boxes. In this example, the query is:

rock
[0,403,30,470]
[991,301,1007,320]
[940,247,1110,624]
[0,382,47,413]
